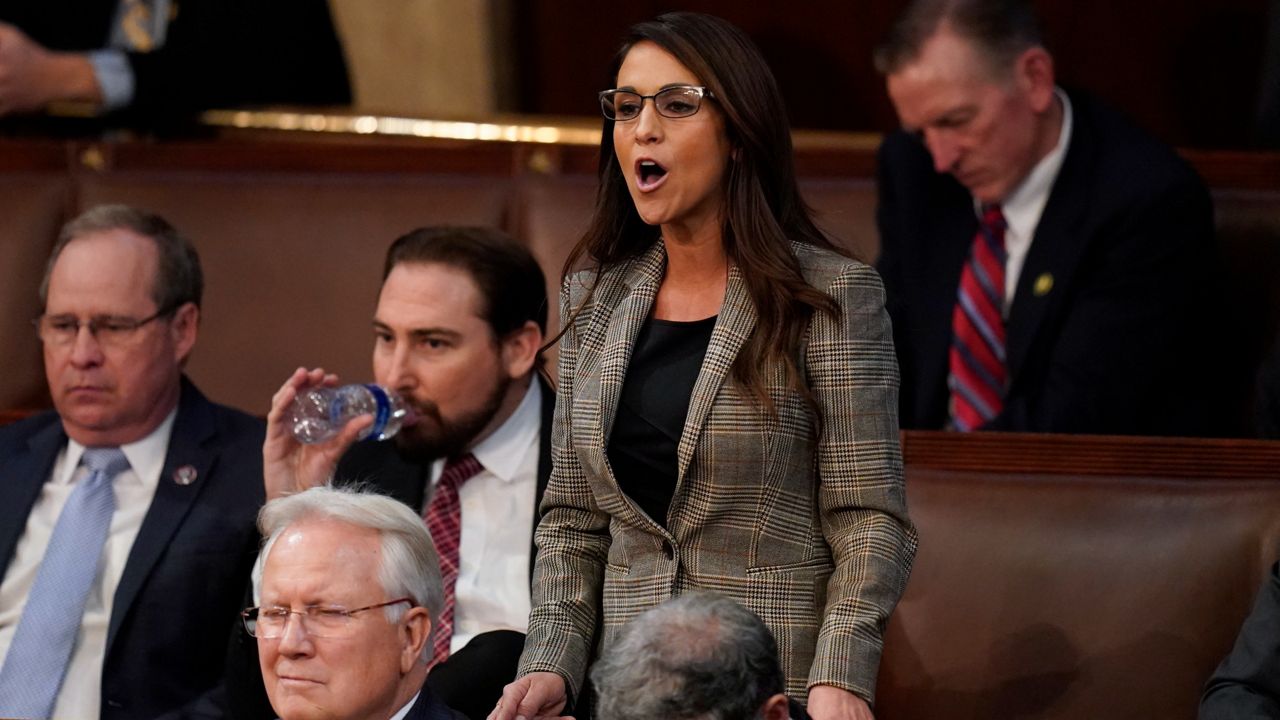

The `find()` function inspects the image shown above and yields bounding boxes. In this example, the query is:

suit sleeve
[806,262,918,701]
[1201,562,1280,718]
[516,276,612,703]
[874,135,908,327]
[874,132,933,431]
[125,0,350,117]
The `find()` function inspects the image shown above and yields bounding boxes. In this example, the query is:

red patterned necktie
[949,204,1008,431]
[423,453,483,667]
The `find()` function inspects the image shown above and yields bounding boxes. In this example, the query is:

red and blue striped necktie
[949,204,1008,431]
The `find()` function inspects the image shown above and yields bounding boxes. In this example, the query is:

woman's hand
[487,672,568,720]
[807,685,874,720]
[263,367,373,501]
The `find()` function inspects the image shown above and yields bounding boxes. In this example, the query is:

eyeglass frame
[598,84,715,122]
[241,597,415,639]
[32,305,178,348]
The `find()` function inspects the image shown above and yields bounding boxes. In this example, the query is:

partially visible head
[877,0,1059,203]
[255,485,443,720]
[373,226,546,462]
[38,204,202,446]
[591,593,790,720]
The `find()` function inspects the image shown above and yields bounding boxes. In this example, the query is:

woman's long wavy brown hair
[559,12,843,415]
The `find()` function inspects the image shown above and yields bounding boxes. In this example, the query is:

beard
[393,372,511,464]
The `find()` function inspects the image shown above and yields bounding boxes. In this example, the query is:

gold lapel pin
[1033,272,1055,297]
[172,465,198,486]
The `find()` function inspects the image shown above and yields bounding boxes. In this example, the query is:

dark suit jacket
[877,90,1224,436]
[0,0,350,120]
[228,376,554,720]
[1258,332,1280,439]
[404,686,468,720]
[0,377,265,720]
[1201,561,1280,718]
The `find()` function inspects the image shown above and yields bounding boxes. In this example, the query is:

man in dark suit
[247,226,552,720]
[0,204,264,719]
[1201,560,1280,718]
[0,0,349,121]
[874,0,1221,436]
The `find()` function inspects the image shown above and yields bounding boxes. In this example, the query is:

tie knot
[81,447,130,478]
[439,453,483,490]
[981,204,1006,231]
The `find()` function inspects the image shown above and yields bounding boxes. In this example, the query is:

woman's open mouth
[635,159,669,191]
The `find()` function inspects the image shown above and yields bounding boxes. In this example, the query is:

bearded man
[249,226,551,720]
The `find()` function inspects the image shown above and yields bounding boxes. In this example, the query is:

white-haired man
[246,485,465,720]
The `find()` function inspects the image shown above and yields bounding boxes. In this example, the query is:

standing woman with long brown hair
[492,12,916,720]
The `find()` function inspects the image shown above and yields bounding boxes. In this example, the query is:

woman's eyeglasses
[599,85,714,121]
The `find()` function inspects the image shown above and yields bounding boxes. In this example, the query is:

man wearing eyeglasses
[246,485,465,720]
[0,204,264,719]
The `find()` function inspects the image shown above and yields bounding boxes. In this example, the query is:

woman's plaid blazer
[518,239,918,703]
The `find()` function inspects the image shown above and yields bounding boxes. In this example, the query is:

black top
[608,314,716,527]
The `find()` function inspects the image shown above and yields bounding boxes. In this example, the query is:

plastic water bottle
[288,384,410,444]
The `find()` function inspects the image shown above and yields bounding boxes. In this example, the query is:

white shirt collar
[57,406,178,489]
[387,690,421,720]
[431,379,541,485]
[988,87,1074,239]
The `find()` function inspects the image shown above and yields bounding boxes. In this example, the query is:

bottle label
[365,384,392,439]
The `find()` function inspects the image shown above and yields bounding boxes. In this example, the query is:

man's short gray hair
[591,592,785,720]
[40,204,203,312]
[257,485,444,661]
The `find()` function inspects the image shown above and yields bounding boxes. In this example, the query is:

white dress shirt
[985,87,1075,314]
[0,408,176,720]
[428,381,540,652]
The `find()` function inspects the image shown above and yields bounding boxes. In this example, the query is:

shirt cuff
[87,49,135,112]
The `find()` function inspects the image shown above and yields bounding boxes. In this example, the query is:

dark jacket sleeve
[874,132,921,429]
[125,0,350,118]
[1201,562,1280,718]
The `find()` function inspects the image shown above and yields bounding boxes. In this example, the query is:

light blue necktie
[0,447,128,719]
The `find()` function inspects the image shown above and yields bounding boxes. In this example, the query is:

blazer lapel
[1005,106,1096,377]
[0,419,65,580]
[594,243,665,449]
[674,263,757,483]
[574,243,666,529]
[107,382,218,653]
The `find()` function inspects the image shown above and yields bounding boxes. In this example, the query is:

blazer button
[662,541,675,560]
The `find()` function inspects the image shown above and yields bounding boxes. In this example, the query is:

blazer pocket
[745,554,832,576]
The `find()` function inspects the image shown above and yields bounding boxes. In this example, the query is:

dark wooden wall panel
[511,0,1273,148]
